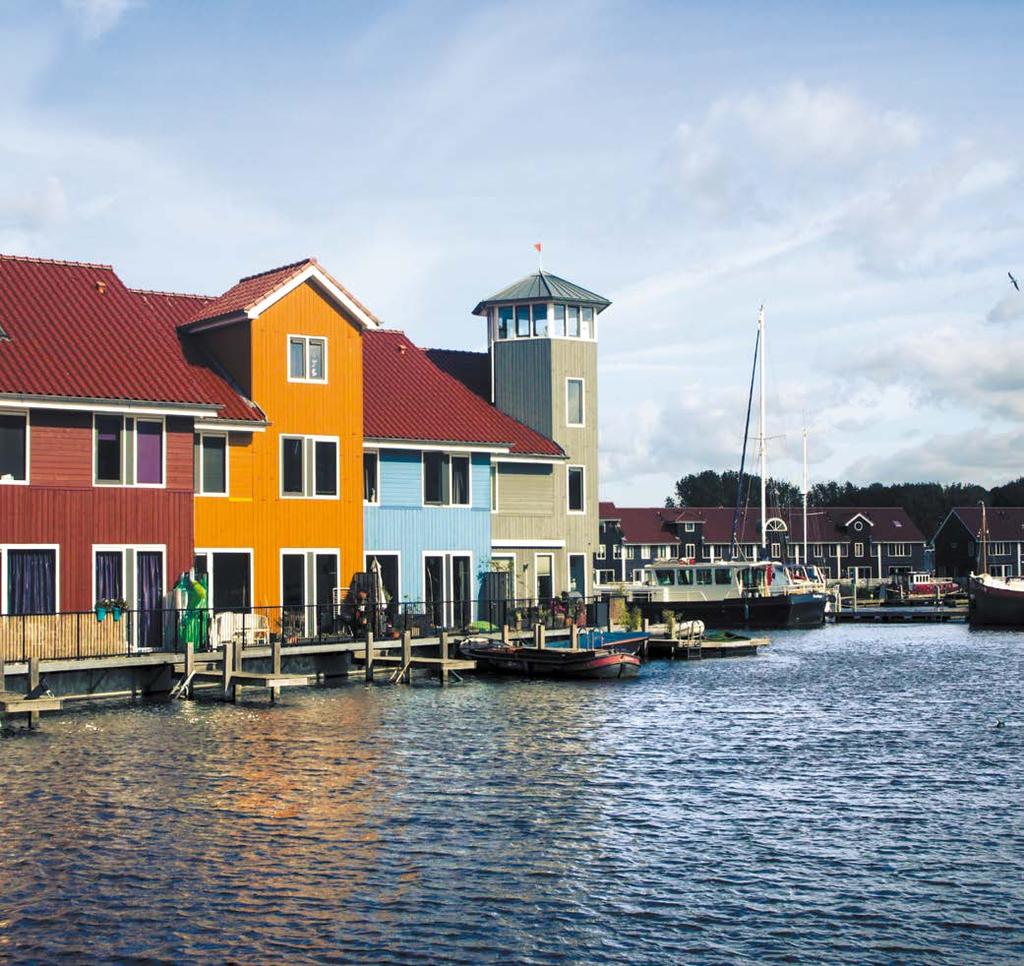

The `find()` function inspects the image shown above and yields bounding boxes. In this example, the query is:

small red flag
[533,242,542,253]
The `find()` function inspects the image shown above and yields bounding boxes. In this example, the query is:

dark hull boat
[641,590,826,629]
[460,637,645,679]
[969,575,1024,627]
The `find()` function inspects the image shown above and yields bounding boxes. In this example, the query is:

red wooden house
[0,255,262,641]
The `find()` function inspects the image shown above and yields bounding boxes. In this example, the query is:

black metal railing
[0,595,612,664]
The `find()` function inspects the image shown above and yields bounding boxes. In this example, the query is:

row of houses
[0,253,606,632]
[595,502,1024,585]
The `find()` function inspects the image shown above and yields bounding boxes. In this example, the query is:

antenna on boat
[802,426,809,568]
[758,305,768,556]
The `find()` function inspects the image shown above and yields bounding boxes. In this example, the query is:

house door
[194,551,252,611]
[568,553,587,596]
[282,550,338,638]
[365,553,399,623]
[137,551,164,649]
[95,546,164,649]
[535,554,553,602]
[423,553,472,628]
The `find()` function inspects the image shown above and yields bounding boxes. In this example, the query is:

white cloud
[61,0,138,40]
[987,290,1024,323]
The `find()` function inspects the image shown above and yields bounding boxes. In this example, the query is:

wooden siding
[194,280,365,605]
[364,450,491,601]
[493,339,552,439]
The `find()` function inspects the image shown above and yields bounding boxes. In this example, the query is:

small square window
[567,466,584,512]
[364,452,379,503]
[288,336,327,381]
[566,379,584,426]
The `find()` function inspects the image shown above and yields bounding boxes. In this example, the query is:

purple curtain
[8,549,56,615]
[96,551,122,601]
[136,421,163,485]
[138,552,163,647]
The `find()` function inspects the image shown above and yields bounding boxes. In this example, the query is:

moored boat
[459,636,644,679]
[969,573,1024,627]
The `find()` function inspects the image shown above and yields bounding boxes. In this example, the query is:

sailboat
[640,307,828,628]
[969,502,1024,626]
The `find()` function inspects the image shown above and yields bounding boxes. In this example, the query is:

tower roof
[472,270,611,315]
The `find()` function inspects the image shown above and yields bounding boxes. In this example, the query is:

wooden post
[270,638,282,703]
[570,623,579,650]
[439,630,450,686]
[401,630,412,684]
[534,623,545,649]
[642,616,650,633]
[232,634,244,703]
[183,641,194,699]
[221,639,233,702]
[501,624,510,645]
[27,657,40,729]
[364,630,374,682]
[0,653,5,696]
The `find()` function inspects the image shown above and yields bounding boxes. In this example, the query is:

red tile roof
[599,501,620,520]
[185,258,380,328]
[0,254,262,421]
[607,506,681,544]
[364,330,563,456]
[947,506,1024,541]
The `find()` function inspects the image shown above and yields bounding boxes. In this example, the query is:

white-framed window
[567,465,585,513]
[94,415,165,487]
[566,305,580,337]
[771,542,781,559]
[631,569,644,583]
[496,306,514,340]
[0,544,59,614]
[92,544,166,648]
[515,304,531,338]
[287,335,327,382]
[595,569,614,584]
[490,463,498,513]
[596,545,607,560]
[196,432,228,496]
[657,545,671,560]
[829,544,847,558]
[629,545,639,560]
[0,410,29,484]
[566,378,585,427]
[991,563,1014,577]
[685,543,696,558]
[684,522,695,532]
[281,435,338,499]
[423,452,471,507]
[552,303,566,337]
[990,542,1010,556]
[813,543,825,557]
[363,450,379,504]
[612,545,623,560]
[281,548,340,637]
[854,542,864,557]
[533,303,548,337]
[193,549,253,611]
[887,543,910,557]
[641,545,651,559]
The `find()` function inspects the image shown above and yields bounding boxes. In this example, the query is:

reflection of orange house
[170,259,378,612]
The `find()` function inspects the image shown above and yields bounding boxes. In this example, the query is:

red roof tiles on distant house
[184,258,380,330]
[364,330,563,457]
[0,254,261,421]
[610,507,681,544]
[945,506,1024,541]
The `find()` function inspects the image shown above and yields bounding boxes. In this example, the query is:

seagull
[1010,271,1020,292]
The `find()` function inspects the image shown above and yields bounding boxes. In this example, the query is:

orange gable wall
[194,279,364,606]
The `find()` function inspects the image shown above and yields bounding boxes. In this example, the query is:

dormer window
[288,335,327,382]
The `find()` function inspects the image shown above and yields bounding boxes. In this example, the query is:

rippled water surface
[2,624,1023,964]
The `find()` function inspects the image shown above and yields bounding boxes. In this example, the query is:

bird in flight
[1011,271,1020,292]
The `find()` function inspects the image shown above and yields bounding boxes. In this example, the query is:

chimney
[95,280,107,295]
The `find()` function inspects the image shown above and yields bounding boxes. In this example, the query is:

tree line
[664,470,1024,538]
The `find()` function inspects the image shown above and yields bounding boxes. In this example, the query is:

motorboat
[459,634,645,679]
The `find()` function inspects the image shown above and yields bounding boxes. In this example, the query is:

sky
[2,0,1024,506]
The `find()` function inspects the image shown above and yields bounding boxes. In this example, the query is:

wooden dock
[645,634,769,660]
[835,605,967,623]
[1,656,64,728]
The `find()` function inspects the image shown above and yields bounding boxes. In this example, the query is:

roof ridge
[0,253,114,271]
[129,286,213,300]
[237,257,312,283]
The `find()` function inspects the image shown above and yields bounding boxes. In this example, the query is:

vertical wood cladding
[194,279,365,605]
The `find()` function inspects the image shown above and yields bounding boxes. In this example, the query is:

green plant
[625,605,642,631]
[662,609,677,637]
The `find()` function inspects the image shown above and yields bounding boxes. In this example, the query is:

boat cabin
[644,559,798,600]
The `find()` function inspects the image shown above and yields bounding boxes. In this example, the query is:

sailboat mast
[758,305,767,554]
[802,428,809,567]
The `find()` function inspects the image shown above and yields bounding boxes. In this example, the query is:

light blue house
[362,330,564,627]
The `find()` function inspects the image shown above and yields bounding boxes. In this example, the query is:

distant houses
[595,502,927,586]
[932,506,1024,578]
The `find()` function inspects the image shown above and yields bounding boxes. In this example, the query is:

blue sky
[3,0,1024,504]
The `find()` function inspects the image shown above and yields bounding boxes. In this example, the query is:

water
[1,623,1022,964]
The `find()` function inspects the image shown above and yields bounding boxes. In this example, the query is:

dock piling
[401,630,412,684]
[501,624,510,645]
[570,623,579,650]
[534,624,545,649]
[364,630,374,683]
[27,658,40,729]
[271,639,282,702]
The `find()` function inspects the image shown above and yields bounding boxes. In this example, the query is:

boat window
[696,569,713,586]
[715,569,732,586]
[655,570,675,586]
[679,569,694,586]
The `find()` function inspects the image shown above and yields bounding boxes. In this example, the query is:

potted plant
[94,598,109,622]
[111,597,128,621]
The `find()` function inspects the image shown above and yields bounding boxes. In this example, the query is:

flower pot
[95,607,107,622]
[112,608,122,621]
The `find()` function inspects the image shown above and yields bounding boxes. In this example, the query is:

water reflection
[1,625,1022,963]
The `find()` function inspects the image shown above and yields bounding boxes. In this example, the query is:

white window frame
[489,463,498,513]
[612,545,623,560]
[363,449,380,506]
[565,377,585,428]
[631,568,644,583]
[423,549,476,625]
[421,451,473,508]
[287,334,328,383]
[193,547,255,611]
[534,552,555,600]
[197,431,229,497]
[854,542,864,557]
[0,408,30,485]
[640,545,651,559]
[887,543,910,558]
[595,545,607,560]
[567,464,586,514]
[0,543,61,614]
[93,414,167,489]
[365,551,402,604]
[990,542,1010,556]
[685,543,696,558]
[567,552,588,596]
[280,434,340,500]
[684,522,695,532]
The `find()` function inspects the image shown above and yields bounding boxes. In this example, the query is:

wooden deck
[835,605,968,623]
[646,635,769,660]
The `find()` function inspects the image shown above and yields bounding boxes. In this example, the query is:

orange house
[174,259,378,616]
